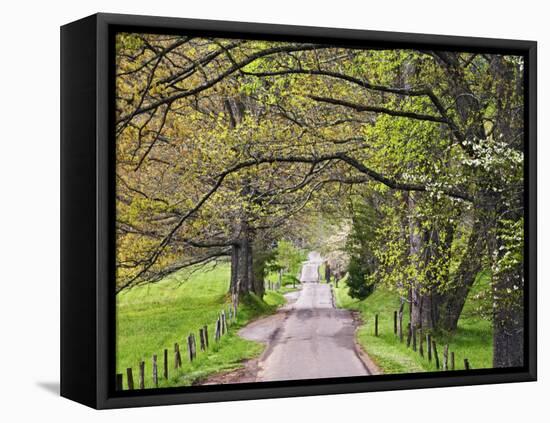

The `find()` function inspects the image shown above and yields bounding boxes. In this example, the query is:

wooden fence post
[199,328,206,351]
[204,325,209,348]
[393,311,397,335]
[375,314,379,337]
[139,361,145,389]
[215,318,220,341]
[152,355,158,388]
[418,329,424,357]
[451,352,455,370]
[174,343,181,369]
[116,374,123,391]
[398,308,404,342]
[464,358,470,370]
[126,368,134,390]
[187,335,194,361]
[163,349,168,379]
[443,344,449,371]
[427,334,432,362]
[412,326,417,352]
[432,340,440,370]
[406,322,412,348]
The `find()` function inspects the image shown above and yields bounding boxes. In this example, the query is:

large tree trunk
[229,220,268,299]
[422,221,456,331]
[399,67,433,330]
[408,193,435,330]
[229,241,251,298]
[409,201,427,330]
[436,212,485,332]
[250,238,265,298]
[226,96,258,300]
[230,243,241,295]
[489,191,524,368]
[490,56,524,368]
[493,263,524,367]
[229,220,254,298]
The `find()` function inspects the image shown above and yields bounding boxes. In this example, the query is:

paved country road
[240,282,372,381]
[202,253,375,385]
[300,251,323,282]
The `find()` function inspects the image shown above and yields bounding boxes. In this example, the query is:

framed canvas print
[60,13,537,409]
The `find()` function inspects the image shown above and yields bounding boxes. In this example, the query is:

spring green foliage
[253,239,278,289]
[115,33,525,367]
[345,200,379,299]
[334,274,492,374]
[116,263,285,388]
[271,240,307,278]
[346,257,375,300]
[282,274,301,287]
[263,240,306,288]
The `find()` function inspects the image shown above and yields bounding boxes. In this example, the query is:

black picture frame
[61,12,537,409]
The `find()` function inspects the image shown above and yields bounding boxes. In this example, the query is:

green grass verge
[116,263,285,389]
[334,272,493,374]
[266,270,303,290]
[318,263,326,282]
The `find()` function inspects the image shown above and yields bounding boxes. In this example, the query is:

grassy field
[116,262,286,389]
[334,272,493,374]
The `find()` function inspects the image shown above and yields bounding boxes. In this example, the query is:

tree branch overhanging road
[115,34,525,368]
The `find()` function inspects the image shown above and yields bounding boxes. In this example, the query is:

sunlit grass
[334,272,493,374]
[116,262,285,389]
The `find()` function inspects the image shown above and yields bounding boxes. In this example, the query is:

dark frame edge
[94,12,536,49]
[60,14,99,409]
[96,11,112,411]
[526,42,537,381]
[98,371,537,409]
